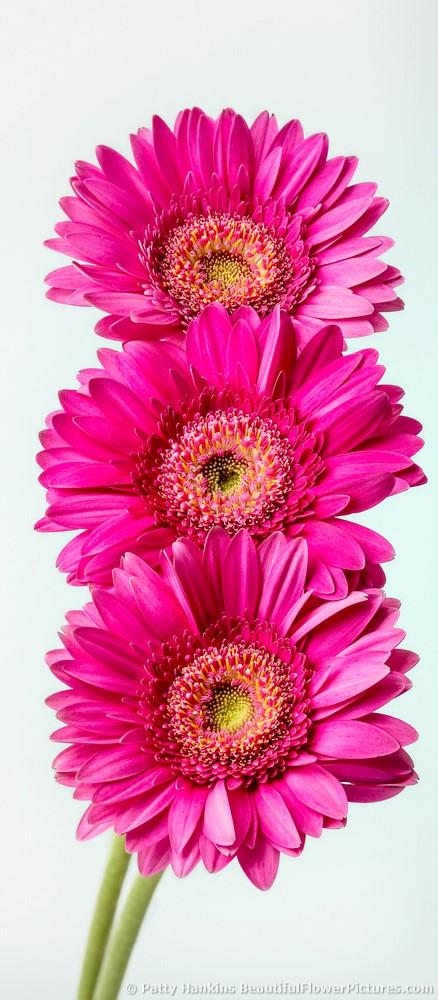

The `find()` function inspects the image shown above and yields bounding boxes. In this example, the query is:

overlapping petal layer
[36,306,425,596]
[45,108,403,345]
[48,532,418,890]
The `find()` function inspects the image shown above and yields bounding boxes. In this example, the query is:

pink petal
[255,785,301,849]
[152,115,182,191]
[204,780,235,846]
[130,566,190,640]
[299,287,373,319]
[302,520,365,571]
[278,780,323,837]
[345,784,408,803]
[238,834,280,890]
[310,720,399,758]
[114,782,177,834]
[275,134,328,203]
[258,535,308,629]
[130,130,172,207]
[223,531,260,619]
[168,785,208,854]
[307,197,374,244]
[360,713,418,747]
[284,763,347,819]
[199,835,233,873]
[77,746,148,782]
[318,257,388,287]
[137,839,171,876]
[253,146,282,201]
[256,308,296,395]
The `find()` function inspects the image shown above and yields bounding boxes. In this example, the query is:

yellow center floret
[204,251,250,288]
[207,683,253,732]
[203,452,246,494]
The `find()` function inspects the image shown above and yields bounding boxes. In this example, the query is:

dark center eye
[203,452,246,494]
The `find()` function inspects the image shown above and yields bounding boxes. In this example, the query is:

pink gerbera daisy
[48,532,418,890]
[36,306,425,596]
[45,108,403,346]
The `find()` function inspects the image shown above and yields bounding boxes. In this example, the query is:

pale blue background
[0,1,437,997]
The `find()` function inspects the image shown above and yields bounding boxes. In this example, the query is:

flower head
[45,108,403,346]
[36,306,425,596]
[48,532,418,890]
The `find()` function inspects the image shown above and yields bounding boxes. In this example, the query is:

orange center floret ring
[151,409,296,537]
[151,634,313,784]
[139,623,314,785]
[153,211,296,318]
[134,397,326,542]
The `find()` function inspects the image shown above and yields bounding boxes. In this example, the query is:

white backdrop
[1,1,437,998]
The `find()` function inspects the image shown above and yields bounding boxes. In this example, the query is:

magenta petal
[223,531,260,619]
[284,763,347,819]
[290,324,343,387]
[204,780,235,846]
[238,834,280,890]
[275,133,327,203]
[296,156,346,210]
[345,784,409,803]
[310,720,399,758]
[299,287,374,319]
[254,146,282,201]
[168,785,208,854]
[258,535,308,629]
[131,130,172,207]
[256,308,296,395]
[360,713,418,747]
[302,520,365,571]
[255,785,301,849]
[311,658,389,709]
[228,790,253,850]
[227,114,254,188]
[152,116,182,191]
[302,592,381,659]
[77,746,147,782]
[186,303,234,383]
[129,568,190,640]
[76,805,113,841]
[170,829,202,878]
[114,782,176,835]
[307,197,374,244]
[125,811,171,852]
[137,838,171,876]
[199,835,233,873]
[278,781,323,837]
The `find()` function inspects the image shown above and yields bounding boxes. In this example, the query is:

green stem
[92,871,164,1000]
[77,835,131,1000]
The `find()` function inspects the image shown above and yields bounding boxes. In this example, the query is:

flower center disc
[206,683,253,732]
[204,251,250,288]
[143,632,314,785]
[154,212,294,318]
[147,408,296,538]
[203,451,246,494]
[135,402,326,542]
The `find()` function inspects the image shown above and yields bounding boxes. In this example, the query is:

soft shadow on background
[0,1,437,998]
